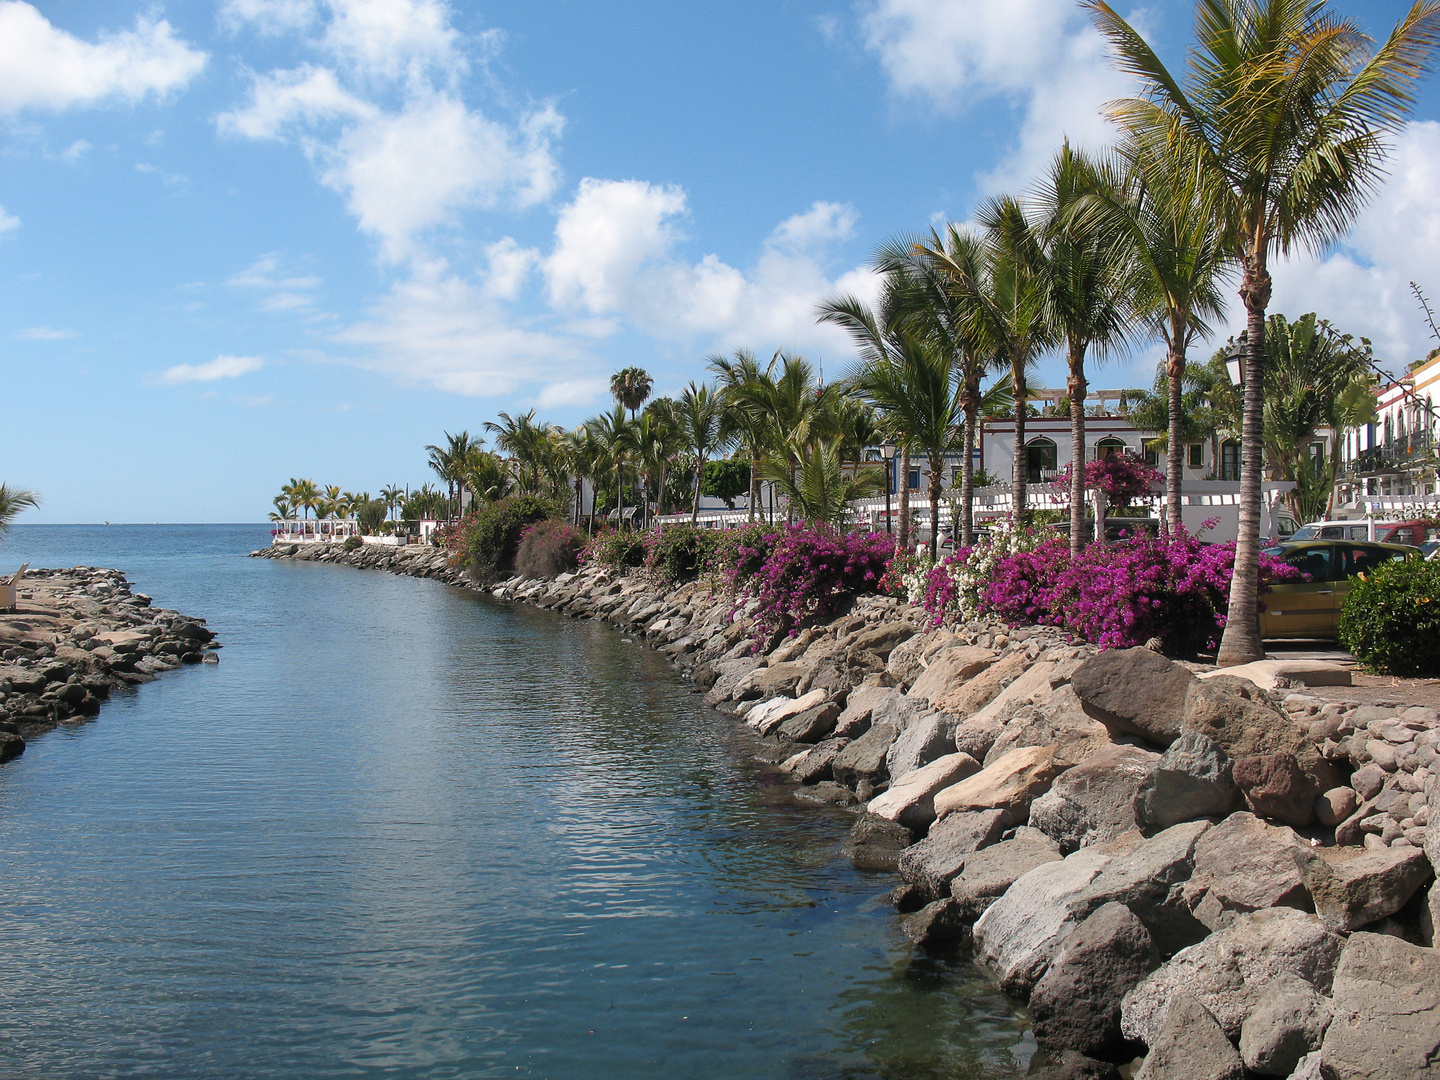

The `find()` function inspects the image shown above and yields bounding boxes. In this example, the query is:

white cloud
[536,377,608,409]
[857,0,1131,193]
[228,253,324,314]
[217,64,373,139]
[322,0,469,82]
[0,2,205,115]
[13,326,74,339]
[160,355,265,384]
[482,237,538,300]
[221,0,319,35]
[0,204,17,234]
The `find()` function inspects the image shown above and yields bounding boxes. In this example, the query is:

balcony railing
[1344,434,1436,475]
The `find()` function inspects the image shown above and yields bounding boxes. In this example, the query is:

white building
[1337,351,1440,511]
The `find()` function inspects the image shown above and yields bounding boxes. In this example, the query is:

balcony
[1345,434,1436,476]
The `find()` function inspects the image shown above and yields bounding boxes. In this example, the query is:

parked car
[1289,518,1436,545]
[1258,539,1419,639]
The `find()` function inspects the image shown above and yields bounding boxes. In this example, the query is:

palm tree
[675,382,726,523]
[760,440,885,529]
[484,411,554,494]
[287,478,319,521]
[1089,0,1440,664]
[562,426,601,528]
[610,367,653,420]
[271,494,292,521]
[425,431,482,518]
[0,484,39,537]
[848,328,965,561]
[585,405,635,529]
[707,349,768,521]
[819,279,920,551]
[462,450,513,506]
[380,485,406,521]
[1026,144,1139,555]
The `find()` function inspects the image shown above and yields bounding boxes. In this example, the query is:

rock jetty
[255,540,1440,1079]
[0,566,218,762]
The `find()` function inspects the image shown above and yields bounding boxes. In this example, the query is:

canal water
[0,525,1033,1079]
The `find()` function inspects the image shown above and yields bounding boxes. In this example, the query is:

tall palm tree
[819,279,920,551]
[1089,0,1440,665]
[287,478,319,521]
[425,431,482,518]
[462,450,514,506]
[610,367,653,420]
[0,484,39,538]
[675,382,726,523]
[562,426,602,527]
[707,349,768,521]
[1026,144,1139,555]
[484,411,554,494]
[379,485,406,521]
[584,405,635,528]
[736,352,840,523]
[848,329,965,561]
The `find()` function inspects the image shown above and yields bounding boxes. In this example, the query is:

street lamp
[1223,331,1249,387]
[880,441,897,535]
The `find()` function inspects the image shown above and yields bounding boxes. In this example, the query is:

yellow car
[1259,540,1419,639]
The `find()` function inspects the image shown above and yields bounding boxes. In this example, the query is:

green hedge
[1338,557,1440,676]
[464,496,557,582]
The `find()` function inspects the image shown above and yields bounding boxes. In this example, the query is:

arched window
[1026,437,1057,482]
[1094,436,1127,460]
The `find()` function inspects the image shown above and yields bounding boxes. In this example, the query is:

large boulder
[745,688,828,734]
[1181,812,1313,932]
[906,645,997,706]
[1065,820,1211,955]
[932,744,1062,821]
[947,830,1064,923]
[1028,743,1161,853]
[843,813,913,872]
[1297,844,1433,933]
[778,738,848,784]
[1070,647,1195,747]
[849,622,917,660]
[1120,908,1344,1046]
[1030,1052,1122,1080]
[983,684,1112,769]
[1321,931,1440,1078]
[898,807,1011,902]
[886,712,955,778]
[774,701,840,744]
[1237,977,1331,1077]
[903,897,969,953]
[831,722,898,790]
[972,847,1112,997]
[833,684,895,738]
[1133,993,1245,1080]
[867,753,980,833]
[748,661,811,700]
[1030,902,1159,1061]
[1231,751,1316,828]
[1134,731,1239,832]
[1182,675,1304,762]
[927,649,1030,719]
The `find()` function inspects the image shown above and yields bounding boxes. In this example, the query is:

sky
[4,0,1440,522]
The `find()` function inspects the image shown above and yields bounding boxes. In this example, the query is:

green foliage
[1338,558,1440,677]
[643,525,721,586]
[462,495,557,582]
[342,535,363,552]
[356,498,387,535]
[700,459,751,508]
[580,529,647,572]
[705,524,775,586]
[515,520,586,580]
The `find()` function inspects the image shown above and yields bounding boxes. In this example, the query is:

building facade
[1337,351,1440,508]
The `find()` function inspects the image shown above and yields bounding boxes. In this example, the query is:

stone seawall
[0,567,219,763]
[253,540,1440,1080]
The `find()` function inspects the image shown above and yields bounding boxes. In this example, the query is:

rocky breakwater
[253,543,1440,1079]
[251,540,466,582]
[0,567,218,764]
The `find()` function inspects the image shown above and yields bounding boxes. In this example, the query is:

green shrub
[342,535,363,553]
[580,529,647,572]
[461,496,556,582]
[705,523,775,586]
[643,524,721,585]
[515,520,586,580]
[1338,557,1440,676]
[701,459,751,509]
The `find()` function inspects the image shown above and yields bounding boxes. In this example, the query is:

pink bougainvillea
[1055,451,1163,508]
[737,524,895,644]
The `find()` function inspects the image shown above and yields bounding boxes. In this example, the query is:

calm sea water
[0,525,1032,1080]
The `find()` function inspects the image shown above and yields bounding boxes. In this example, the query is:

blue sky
[3,0,1439,522]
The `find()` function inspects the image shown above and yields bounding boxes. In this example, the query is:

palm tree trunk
[616,458,626,531]
[897,446,912,553]
[748,447,760,523]
[1166,339,1186,536]
[961,397,977,548]
[928,453,943,562]
[1012,354,1028,524]
[1068,349,1088,558]
[1216,260,1271,666]
[691,456,705,525]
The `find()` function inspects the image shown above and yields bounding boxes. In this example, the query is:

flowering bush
[1056,452,1163,508]
[580,529,647,572]
[919,522,1300,655]
[453,496,557,582]
[706,524,777,587]
[879,551,927,599]
[515,520,586,579]
[643,524,721,586]
[738,525,895,643]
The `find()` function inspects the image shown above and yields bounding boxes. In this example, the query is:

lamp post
[880,441,897,535]
[1223,331,1249,387]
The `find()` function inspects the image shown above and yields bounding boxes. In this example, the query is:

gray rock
[1315,786,1359,827]
[775,701,840,743]
[866,752,980,832]
[1030,1053,1122,1080]
[848,622,916,660]
[897,807,1011,901]
[1133,993,1244,1080]
[906,645,997,705]
[832,684,894,738]
[1030,902,1159,1060]
[1237,978,1331,1076]
[1029,743,1162,853]
[1321,931,1440,1078]
[983,684,1112,770]
[1182,812,1313,932]
[1066,820,1211,954]
[947,833,1063,923]
[1352,763,1387,800]
[1134,730,1238,831]
[831,721,898,788]
[903,897,968,954]
[885,712,954,778]
[782,738,849,784]
[1121,908,1343,1045]
[932,744,1063,820]
[842,812,912,871]
[1297,844,1433,932]
[972,847,1112,997]
[1070,647,1194,747]
[1290,1050,1323,1080]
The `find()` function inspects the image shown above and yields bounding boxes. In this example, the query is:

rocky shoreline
[254,540,1440,1080]
[0,566,219,763]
